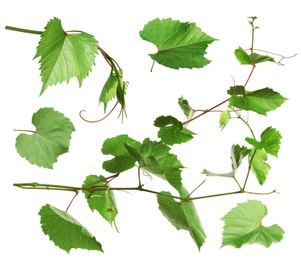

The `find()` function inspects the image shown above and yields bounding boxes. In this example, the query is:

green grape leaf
[157,187,206,250]
[235,47,275,65]
[15,107,75,169]
[139,18,216,69]
[250,148,271,185]
[101,135,141,173]
[221,200,284,248]
[34,17,99,95]
[154,116,196,145]
[82,175,118,225]
[98,70,119,113]
[140,138,183,192]
[178,96,195,120]
[246,127,282,157]
[39,204,103,253]
[227,86,288,115]
[202,144,249,178]
[219,110,231,130]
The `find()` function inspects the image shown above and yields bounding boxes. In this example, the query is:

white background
[1,0,300,259]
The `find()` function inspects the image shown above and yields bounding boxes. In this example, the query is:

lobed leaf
[228,86,288,115]
[82,175,118,225]
[140,18,216,69]
[101,135,141,173]
[154,116,196,145]
[219,110,231,130]
[15,107,75,169]
[39,204,103,253]
[34,17,99,95]
[250,148,271,185]
[221,200,284,248]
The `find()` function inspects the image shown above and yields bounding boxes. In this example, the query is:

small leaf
[221,200,284,248]
[234,47,252,64]
[250,148,271,185]
[101,135,141,173]
[228,86,288,115]
[15,107,75,169]
[157,187,206,250]
[140,18,216,69]
[39,204,103,253]
[154,116,196,145]
[202,144,248,178]
[219,110,231,130]
[246,127,282,157]
[178,96,195,120]
[82,175,118,225]
[235,47,275,65]
[34,17,99,95]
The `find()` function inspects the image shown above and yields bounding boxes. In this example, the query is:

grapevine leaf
[82,175,118,225]
[178,96,195,120]
[139,18,216,69]
[101,135,141,173]
[235,47,275,65]
[140,138,183,192]
[246,127,282,157]
[250,148,271,185]
[15,107,75,169]
[219,110,231,130]
[157,187,206,250]
[39,204,103,253]
[221,200,284,248]
[34,17,99,95]
[154,116,196,145]
[227,86,288,115]
[202,144,249,177]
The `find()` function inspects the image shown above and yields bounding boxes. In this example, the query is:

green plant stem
[5,26,43,35]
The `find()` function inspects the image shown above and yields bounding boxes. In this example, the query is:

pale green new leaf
[178,96,195,120]
[34,17,99,95]
[228,86,288,115]
[39,204,103,253]
[101,135,141,173]
[140,18,216,69]
[202,144,248,178]
[221,200,284,248]
[157,187,206,250]
[82,175,118,225]
[250,148,271,185]
[15,107,75,169]
[219,110,231,130]
[246,127,282,157]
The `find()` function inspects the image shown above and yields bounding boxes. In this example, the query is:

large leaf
[140,18,216,69]
[15,107,75,169]
[250,148,271,185]
[227,86,288,115]
[245,127,282,157]
[82,175,118,225]
[34,17,99,95]
[221,200,284,248]
[154,116,196,145]
[39,204,103,253]
[157,187,206,250]
[101,135,141,173]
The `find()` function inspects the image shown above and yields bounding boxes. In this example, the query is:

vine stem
[13,129,36,134]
